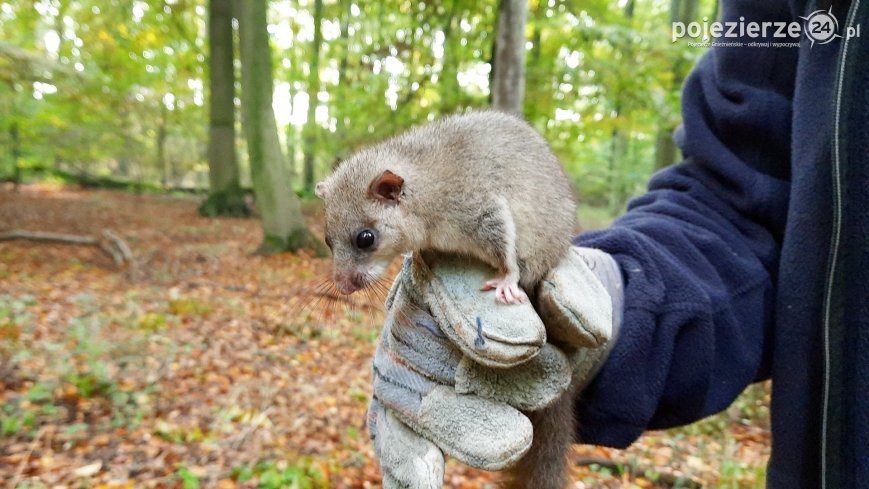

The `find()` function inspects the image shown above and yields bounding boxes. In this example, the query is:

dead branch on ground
[0,229,133,267]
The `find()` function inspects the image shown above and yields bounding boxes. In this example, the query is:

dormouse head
[316,151,417,295]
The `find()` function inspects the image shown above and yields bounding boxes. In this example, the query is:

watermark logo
[801,8,841,46]
[671,8,861,48]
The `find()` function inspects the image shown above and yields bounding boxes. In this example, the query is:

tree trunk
[286,122,297,178]
[680,0,699,26]
[116,109,133,178]
[608,127,628,210]
[439,0,461,113]
[200,0,248,217]
[654,131,678,170]
[302,0,324,195]
[710,0,720,21]
[157,103,169,188]
[492,0,528,115]
[524,0,546,119]
[654,0,698,170]
[607,0,636,209]
[488,21,496,106]
[237,0,325,255]
[10,122,21,191]
[335,0,352,140]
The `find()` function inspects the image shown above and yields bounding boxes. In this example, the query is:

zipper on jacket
[821,0,860,487]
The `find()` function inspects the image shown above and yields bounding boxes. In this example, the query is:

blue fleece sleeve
[574,0,798,447]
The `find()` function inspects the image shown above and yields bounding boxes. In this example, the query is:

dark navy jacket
[574,1,868,487]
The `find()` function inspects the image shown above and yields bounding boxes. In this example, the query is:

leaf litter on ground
[0,185,770,488]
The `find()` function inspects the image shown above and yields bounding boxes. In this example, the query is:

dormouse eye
[355,229,376,250]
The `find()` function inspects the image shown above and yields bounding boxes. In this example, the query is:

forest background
[1,1,775,488]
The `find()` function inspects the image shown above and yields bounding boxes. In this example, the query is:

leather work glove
[366,247,624,488]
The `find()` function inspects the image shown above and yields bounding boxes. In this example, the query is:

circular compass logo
[801,8,841,46]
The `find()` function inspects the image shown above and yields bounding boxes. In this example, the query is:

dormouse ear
[315,181,328,199]
[368,170,404,205]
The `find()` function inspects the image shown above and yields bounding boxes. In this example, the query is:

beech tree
[492,0,528,115]
[654,0,700,170]
[199,0,247,217]
[1,0,704,214]
[237,0,323,254]
[302,0,324,194]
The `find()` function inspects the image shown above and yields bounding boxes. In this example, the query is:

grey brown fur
[317,110,578,488]
[317,110,576,297]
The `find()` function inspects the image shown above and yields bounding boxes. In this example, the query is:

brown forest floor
[0,185,771,489]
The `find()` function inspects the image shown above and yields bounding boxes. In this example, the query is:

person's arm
[575,0,798,447]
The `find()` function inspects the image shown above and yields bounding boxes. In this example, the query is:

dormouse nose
[334,271,364,295]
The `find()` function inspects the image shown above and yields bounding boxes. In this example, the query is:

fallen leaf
[74,461,103,477]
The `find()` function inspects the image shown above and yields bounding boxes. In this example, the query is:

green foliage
[136,312,168,332]
[0,298,27,343]
[157,422,208,444]
[168,297,212,317]
[1,0,206,186]
[230,459,327,489]
[578,204,619,230]
[16,165,165,192]
[672,382,771,438]
[718,447,768,489]
[1,402,36,436]
[351,325,380,343]
[175,466,201,489]
[0,293,154,438]
[1,0,714,210]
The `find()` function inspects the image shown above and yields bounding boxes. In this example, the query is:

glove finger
[385,280,463,385]
[537,247,613,348]
[372,334,436,419]
[455,343,572,411]
[375,270,536,472]
[368,398,445,489]
[373,341,534,471]
[407,253,546,368]
[390,385,533,471]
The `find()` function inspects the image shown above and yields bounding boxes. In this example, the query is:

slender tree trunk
[157,103,169,188]
[439,0,461,113]
[237,0,324,254]
[117,110,132,178]
[286,122,297,178]
[335,0,352,141]
[524,0,546,119]
[201,0,248,216]
[654,0,698,170]
[10,122,21,191]
[302,0,324,195]
[608,126,628,210]
[492,0,528,115]
[608,0,635,208]
[654,132,678,171]
[680,0,699,25]
[488,16,496,106]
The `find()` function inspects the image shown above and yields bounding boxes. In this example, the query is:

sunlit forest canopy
[0,0,713,209]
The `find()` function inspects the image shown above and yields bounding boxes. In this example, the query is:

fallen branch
[0,229,132,266]
[103,229,133,262]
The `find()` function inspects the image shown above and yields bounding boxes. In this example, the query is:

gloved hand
[367,247,623,488]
